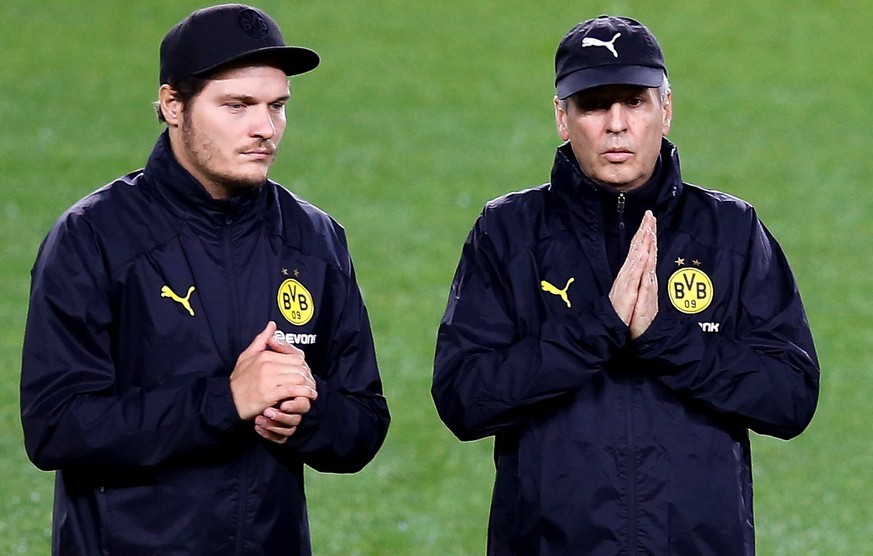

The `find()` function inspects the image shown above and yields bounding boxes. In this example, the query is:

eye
[576,99,611,113]
[269,102,286,111]
[625,96,645,107]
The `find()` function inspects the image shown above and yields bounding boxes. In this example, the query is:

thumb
[238,321,278,360]
[268,332,305,356]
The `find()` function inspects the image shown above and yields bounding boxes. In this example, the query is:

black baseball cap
[555,15,666,99]
[159,3,319,85]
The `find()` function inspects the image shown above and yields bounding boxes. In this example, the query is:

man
[21,4,389,555]
[433,15,819,555]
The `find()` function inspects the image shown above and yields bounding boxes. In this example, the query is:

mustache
[239,140,277,155]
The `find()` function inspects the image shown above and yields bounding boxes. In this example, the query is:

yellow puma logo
[161,285,196,316]
[541,277,575,308]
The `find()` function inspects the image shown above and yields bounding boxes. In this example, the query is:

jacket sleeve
[635,216,820,439]
[20,215,243,471]
[281,245,390,473]
[432,215,628,441]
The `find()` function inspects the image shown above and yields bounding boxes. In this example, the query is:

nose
[605,102,628,134]
[251,105,276,139]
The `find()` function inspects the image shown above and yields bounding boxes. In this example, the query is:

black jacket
[433,139,819,555]
[21,133,390,555]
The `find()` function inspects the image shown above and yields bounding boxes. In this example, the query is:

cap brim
[194,45,320,78]
[556,65,663,99]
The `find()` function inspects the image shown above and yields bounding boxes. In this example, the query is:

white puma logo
[161,285,196,317]
[582,32,621,58]
[541,277,575,308]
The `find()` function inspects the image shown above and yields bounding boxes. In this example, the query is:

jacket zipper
[224,213,242,357]
[617,191,637,554]
[224,213,248,555]
[626,386,637,555]
[617,193,627,250]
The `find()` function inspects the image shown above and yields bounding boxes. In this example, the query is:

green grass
[1,1,870,554]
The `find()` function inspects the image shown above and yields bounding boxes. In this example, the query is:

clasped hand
[229,321,318,444]
[609,210,659,340]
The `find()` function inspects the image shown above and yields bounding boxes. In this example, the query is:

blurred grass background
[1,1,870,554]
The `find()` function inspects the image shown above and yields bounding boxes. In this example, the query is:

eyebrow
[218,93,291,104]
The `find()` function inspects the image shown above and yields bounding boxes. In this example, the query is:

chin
[220,175,269,193]
[601,170,645,189]
[236,170,270,185]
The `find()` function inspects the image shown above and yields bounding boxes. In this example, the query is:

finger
[276,396,314,415]
[255,412,301,439]
[277,383,318,402]
[645,211,658,254]
[267,334,305,356]
[288,370,317,391]
[238,321,278,361]
[266,382,318,408]
[630,211,654,249]
[258,409,303,428]
[268,364,317,390]
[610,255,645,325]
[644,216,658,282]
[642,209,656,229]
[255,425,292,444]
[631,274,659,341]
[624,244,650,287]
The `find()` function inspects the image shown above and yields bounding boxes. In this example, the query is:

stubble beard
[180,116,272,198]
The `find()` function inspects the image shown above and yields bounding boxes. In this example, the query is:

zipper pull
[617,193,626,232]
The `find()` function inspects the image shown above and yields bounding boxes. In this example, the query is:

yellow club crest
[277,279,314,326]
[667,267,713,314]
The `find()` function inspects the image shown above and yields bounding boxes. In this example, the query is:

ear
[662,90,673,137]
[158,84,182,126]
[554,96,570,141]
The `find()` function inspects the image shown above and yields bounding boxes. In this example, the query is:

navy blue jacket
[21,133,390,555]
[433,139,819,555]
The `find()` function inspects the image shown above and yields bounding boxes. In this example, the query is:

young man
[21,5,389,554]
[433,15,819,555]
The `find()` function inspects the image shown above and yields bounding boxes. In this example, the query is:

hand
[609,211,658,340]
[229,321,318,421]
[628,212,658,339]
[254,397,314,444]
[253,332,317,444]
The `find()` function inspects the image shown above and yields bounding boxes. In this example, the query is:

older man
[433,15,819,555]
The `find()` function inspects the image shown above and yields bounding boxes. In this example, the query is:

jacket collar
[549,137,684,219]
[141,131,273,237]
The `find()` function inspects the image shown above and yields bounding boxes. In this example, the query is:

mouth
[241,149,275,160]
[240,141,276,159]
[602,148,633,163]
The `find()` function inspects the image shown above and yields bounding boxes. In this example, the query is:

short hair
[153,75,210,124]
[657,74,671,104]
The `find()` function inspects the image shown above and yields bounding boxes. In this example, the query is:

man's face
[555,84,671,191]
[164,64,291,199]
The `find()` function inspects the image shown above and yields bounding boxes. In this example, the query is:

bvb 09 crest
[277,279,314,325]
[667,267,713,315]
